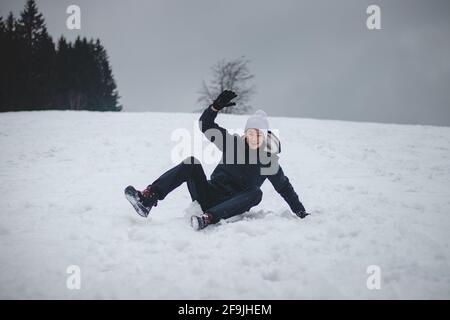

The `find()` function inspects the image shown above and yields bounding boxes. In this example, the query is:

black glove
[210,90,237,111]
[293,202,309,219]
[295,210,310,219]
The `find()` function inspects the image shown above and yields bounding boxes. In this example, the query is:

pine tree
[54,36,71,108]
[16,0,55,109]
[93,39,121,111]
[0,16,5,109]
[0,0,121,112]
[0,13,21,111]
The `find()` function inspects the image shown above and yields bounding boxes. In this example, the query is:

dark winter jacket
[199,106,305,213]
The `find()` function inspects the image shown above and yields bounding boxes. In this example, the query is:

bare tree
[197,56,255,114]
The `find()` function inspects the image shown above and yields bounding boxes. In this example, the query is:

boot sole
[124,186,150,218]
[190,216,201,230]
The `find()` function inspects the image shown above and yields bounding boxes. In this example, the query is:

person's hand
[293,202,309,219]
[211,90,237,111]
[294,210,310,219]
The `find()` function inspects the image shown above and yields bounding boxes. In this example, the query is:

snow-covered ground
[0,111,449,299]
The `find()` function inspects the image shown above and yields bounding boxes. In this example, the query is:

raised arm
[268,164,309,218]
[198,90,237,152]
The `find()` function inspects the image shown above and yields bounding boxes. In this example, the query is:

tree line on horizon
[0,0,122,112]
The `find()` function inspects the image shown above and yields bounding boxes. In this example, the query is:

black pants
[150,156,262,223]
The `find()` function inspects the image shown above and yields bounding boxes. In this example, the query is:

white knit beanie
[245,110,269,133]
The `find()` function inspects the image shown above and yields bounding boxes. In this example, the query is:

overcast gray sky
[1,0,450,126]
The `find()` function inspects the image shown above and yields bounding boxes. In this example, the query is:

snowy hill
[0,111,449,299]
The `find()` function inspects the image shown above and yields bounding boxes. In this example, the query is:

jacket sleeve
[268,164,305,213]
[199,106,235,152]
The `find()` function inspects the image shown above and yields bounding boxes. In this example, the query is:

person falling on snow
[125,90,309,230]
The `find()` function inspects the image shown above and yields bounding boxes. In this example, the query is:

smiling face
[245,128,265,150]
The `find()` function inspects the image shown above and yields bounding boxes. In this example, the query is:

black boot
[124,185,158,217]
[140,185,159,208]
[191,213,213,230]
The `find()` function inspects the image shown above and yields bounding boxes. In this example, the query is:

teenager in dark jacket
[125,90,308,230]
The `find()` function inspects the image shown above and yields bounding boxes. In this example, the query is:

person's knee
[181,156,203,178]
[182,156,201,166]
[249,187,263,206]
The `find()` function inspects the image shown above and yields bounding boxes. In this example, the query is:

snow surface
[0,111,449,299]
